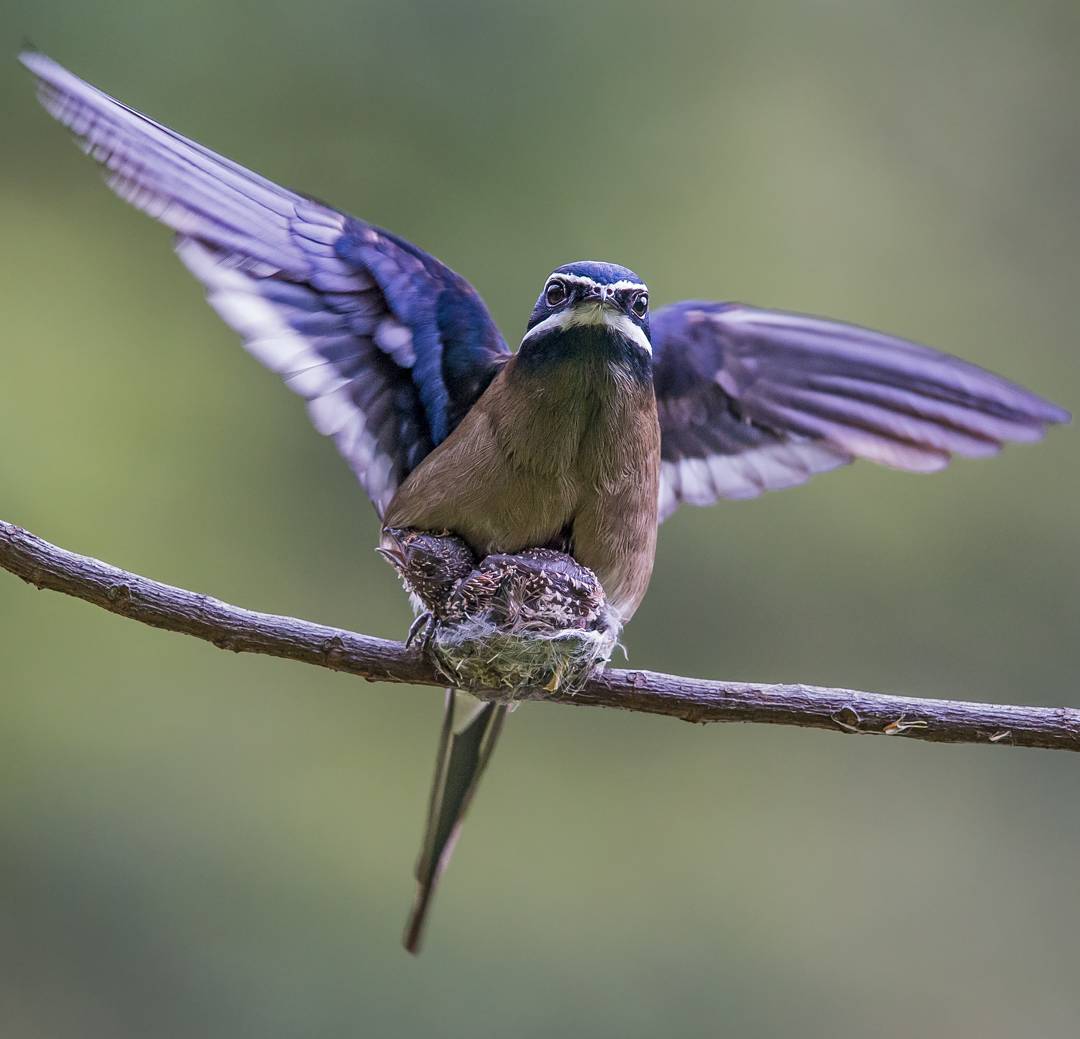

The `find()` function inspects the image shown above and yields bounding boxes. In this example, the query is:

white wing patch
[177,238,399,513]
[658,440,850,521]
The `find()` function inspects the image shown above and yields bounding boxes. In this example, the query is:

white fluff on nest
[432,610,619,694]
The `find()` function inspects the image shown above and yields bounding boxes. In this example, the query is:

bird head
[378,527,477,615]
[521,261,651,358]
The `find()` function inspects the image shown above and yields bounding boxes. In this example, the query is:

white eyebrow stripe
[548,273,648,294]
[521,303,652,354]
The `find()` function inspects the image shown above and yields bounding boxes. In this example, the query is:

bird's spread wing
[651,301,1069,520]
[22,52,509,515]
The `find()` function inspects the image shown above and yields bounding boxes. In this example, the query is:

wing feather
[22,52,509,514]
[651,301,1068,520]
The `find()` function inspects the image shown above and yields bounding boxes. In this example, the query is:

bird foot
[406,611,436,650]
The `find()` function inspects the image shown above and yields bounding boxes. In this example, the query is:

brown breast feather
[382,351,660,620]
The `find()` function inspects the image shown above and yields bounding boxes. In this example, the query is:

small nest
[380,529,619,694]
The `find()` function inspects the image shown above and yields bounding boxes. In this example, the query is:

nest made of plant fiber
[380,529,620,694]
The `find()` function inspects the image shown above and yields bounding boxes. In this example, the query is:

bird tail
[403,689,507,954]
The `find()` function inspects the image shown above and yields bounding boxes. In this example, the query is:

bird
[21,52,1069,954]
[440,547,609,633]
[378,526,479,636]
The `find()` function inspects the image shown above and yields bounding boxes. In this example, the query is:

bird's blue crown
[552,260,645,286]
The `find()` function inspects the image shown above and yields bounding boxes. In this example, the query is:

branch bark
[2,520,1077,752]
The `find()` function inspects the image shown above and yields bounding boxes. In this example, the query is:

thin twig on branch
[1,520,1077,752]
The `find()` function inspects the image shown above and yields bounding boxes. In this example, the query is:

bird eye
[631,292,649,318]
[545,280,567,307]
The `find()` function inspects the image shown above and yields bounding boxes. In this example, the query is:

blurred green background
[2,1,1078,1036]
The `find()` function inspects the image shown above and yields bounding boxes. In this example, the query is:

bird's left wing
[651,301,1069,521]
[21,53,509,515]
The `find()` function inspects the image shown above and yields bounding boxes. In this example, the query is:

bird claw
[406,611,436,650]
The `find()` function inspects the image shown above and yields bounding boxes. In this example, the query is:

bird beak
[376,545,405,570]
[583,284,616,308]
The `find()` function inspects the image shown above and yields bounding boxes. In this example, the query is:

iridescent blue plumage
[19,52,509,515]
[553,259,645,284]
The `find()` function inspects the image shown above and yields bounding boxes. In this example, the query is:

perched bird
[442,548,610,632]
[22,54,1069,953]
[378,526,478,635]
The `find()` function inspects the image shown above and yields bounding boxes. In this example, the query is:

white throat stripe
[521,304,652,354]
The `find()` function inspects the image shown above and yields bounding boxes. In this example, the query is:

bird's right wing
[21,52,510,515]
[651,301,1068,520]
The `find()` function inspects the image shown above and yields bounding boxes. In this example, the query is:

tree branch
[2,520,1077,752]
